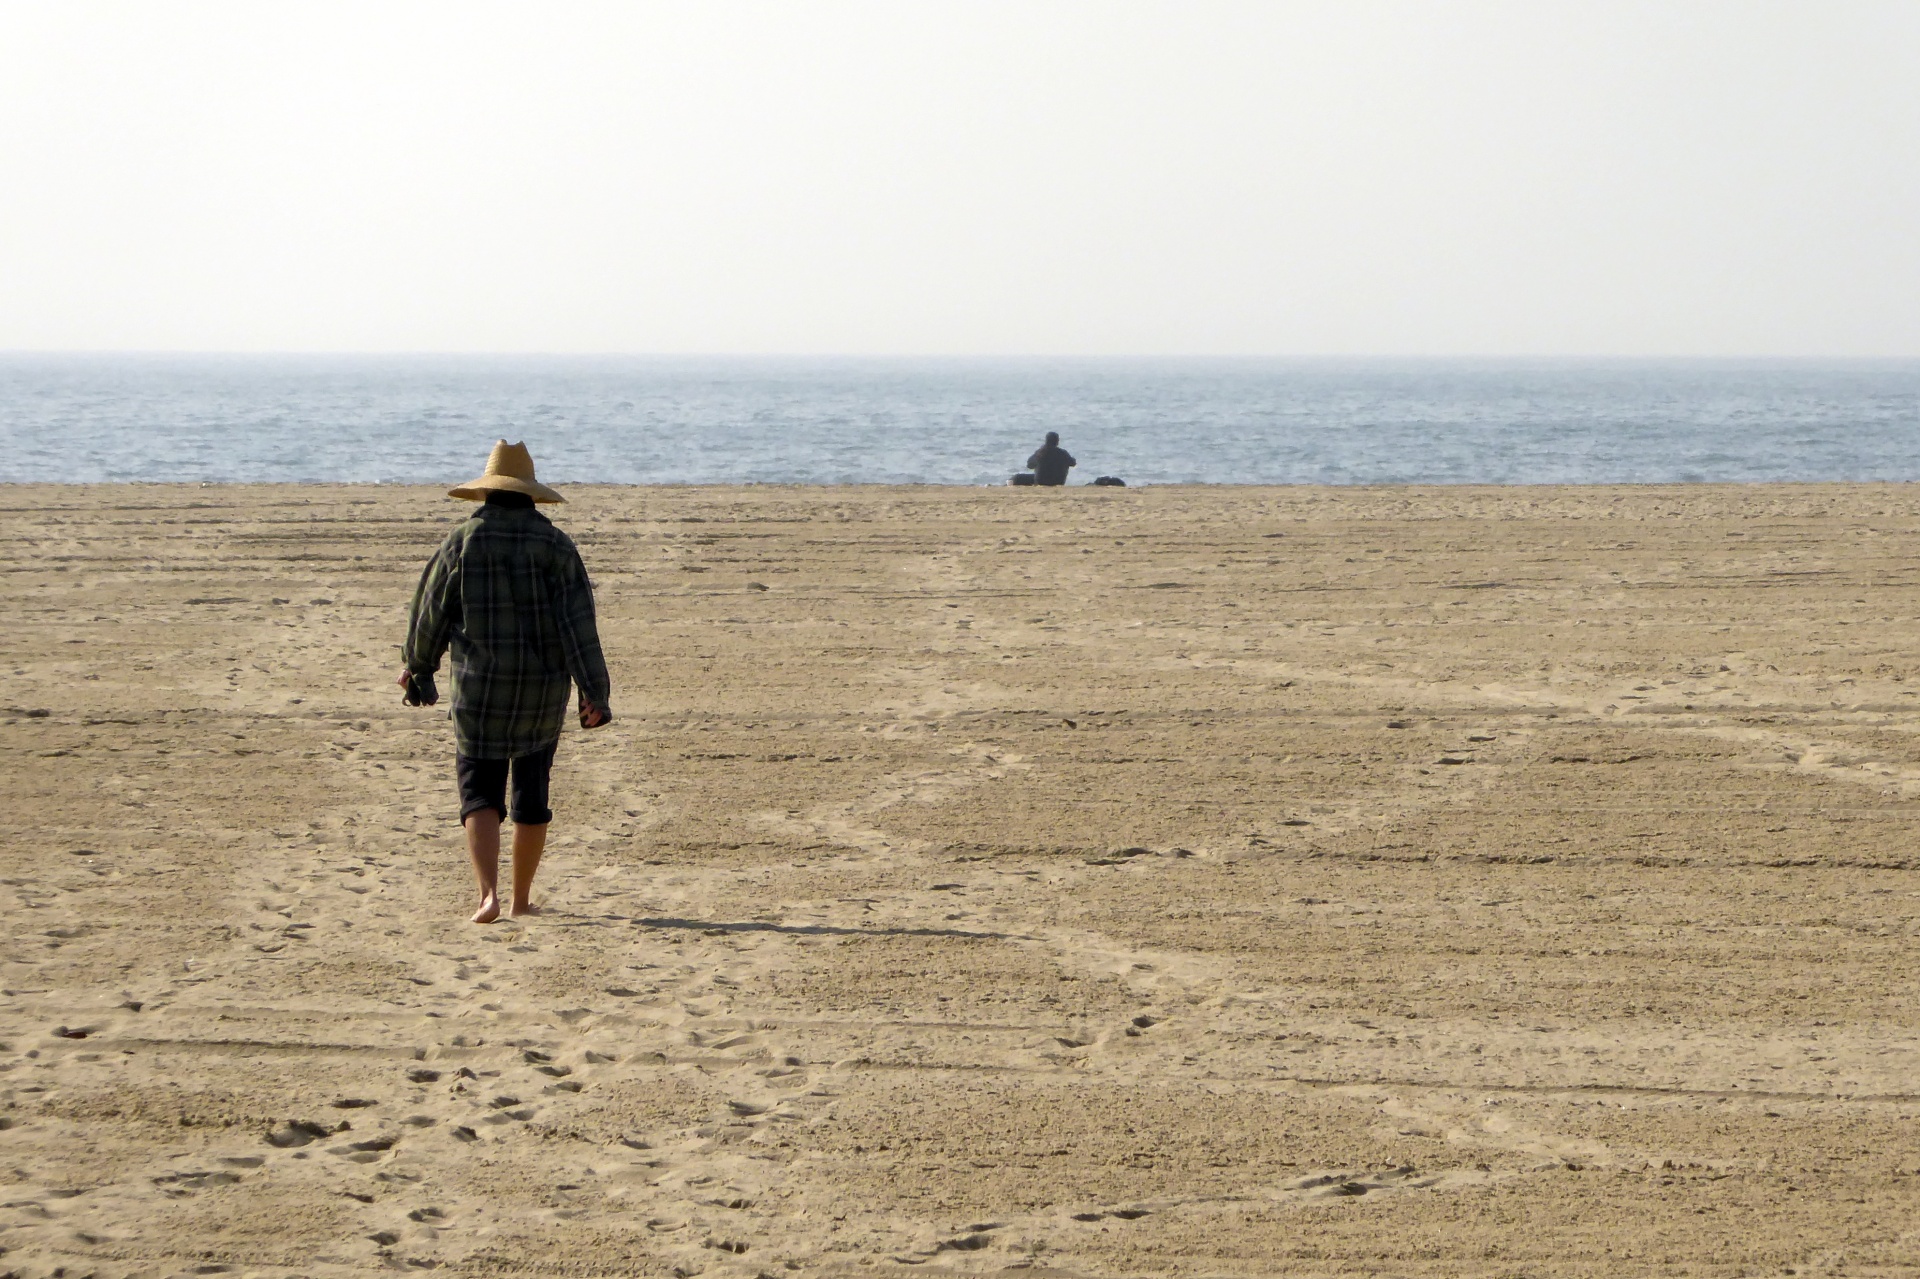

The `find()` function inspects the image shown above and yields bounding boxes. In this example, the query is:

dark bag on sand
[1008,473,1038,486]
[1092,476,1126,486]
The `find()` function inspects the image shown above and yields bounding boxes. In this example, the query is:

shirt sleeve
[1026,450,1043,469]
[552,537,612,711]
[1064,451,1076,466]
[402,534,460,690]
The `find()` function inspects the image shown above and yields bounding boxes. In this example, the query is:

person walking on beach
[1027,432,1076,486]
[398,441,612,924]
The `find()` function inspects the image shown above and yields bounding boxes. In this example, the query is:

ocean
[2,354,1917,487]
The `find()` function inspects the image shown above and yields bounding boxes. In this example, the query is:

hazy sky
[2,2,1916,355]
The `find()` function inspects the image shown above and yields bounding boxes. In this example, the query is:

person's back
[435,499,597,752]
[1027,432,1076,486]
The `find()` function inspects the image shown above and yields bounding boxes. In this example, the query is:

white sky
[2,2,1916,355]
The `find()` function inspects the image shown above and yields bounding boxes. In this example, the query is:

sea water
[2,354,1917,487]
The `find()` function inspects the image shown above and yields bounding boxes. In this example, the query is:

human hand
[398,670,436,707]
[579,699,610,729]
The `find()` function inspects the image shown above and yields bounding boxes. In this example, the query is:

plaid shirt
[402,504,612,759]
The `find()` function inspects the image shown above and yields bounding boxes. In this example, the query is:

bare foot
[472,894,500,924]
[507,901,542,919]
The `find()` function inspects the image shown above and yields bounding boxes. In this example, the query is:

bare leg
[465,810,502,924]
[508,822,548,917]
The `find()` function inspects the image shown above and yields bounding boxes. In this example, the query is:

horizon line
[3,350,1919,362]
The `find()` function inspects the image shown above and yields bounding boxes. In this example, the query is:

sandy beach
[4,481,1918,1277]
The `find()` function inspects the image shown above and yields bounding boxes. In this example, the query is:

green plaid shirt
[402,504,612,759]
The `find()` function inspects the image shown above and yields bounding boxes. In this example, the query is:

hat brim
[448,474,565,504]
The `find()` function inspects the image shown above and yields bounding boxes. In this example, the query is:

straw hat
[448,440,565,504]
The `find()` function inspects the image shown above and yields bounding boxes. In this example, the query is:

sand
[2,481,1918,1277]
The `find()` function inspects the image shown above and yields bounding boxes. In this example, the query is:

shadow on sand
[631,915,1023,942]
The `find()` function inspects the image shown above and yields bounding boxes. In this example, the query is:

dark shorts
[456,744,557,825]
